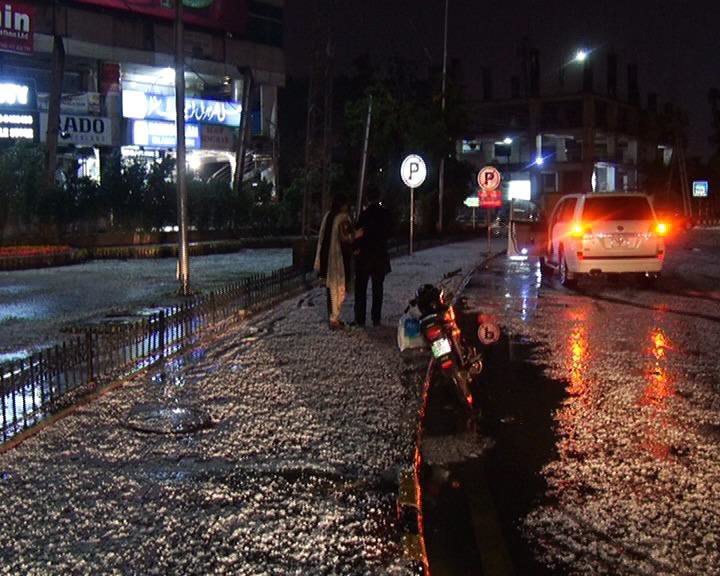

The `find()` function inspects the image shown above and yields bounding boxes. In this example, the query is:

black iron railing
[0,267,309,442]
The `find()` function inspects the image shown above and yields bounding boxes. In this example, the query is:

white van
[542,193,667,287]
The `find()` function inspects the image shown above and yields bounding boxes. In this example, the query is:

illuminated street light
[535,155,545,166]
[574,49,588,63]
[503,137,513,145]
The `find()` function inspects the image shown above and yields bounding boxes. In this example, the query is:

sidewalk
[0,240,489,575]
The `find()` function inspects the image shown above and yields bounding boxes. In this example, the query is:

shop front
[121,84,241,183]
[38,93,115,181]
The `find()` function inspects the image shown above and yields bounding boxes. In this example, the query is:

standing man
[354,188,392,327]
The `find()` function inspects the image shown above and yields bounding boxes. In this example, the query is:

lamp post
[437,0,449,234]
[175,0,190,296]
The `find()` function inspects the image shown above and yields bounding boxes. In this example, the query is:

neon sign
[122,90,241,127]
[0,82,29,106]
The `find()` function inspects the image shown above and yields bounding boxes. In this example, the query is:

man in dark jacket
[354,188,392,326]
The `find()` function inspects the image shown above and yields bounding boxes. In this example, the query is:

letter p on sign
[401,154,427,188]
[478,166,502,192]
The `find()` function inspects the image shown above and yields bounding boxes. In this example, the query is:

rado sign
[40,114,113,146]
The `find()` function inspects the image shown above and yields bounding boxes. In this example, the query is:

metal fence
[0,266,309,442]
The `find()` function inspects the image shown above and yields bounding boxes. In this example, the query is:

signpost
[692,180,709,198]
[478,166,502,255]
[400,154,427,255]
[464,196,479,229]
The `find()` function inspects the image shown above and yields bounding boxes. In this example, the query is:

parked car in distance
[541,193,667,287]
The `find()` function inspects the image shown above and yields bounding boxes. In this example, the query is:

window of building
[562,170,584,193]
[565,139,582,162]
[542,172,557,193]
[494,143,511,160]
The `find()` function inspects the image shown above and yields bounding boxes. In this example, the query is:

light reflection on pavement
[461,231,720,575]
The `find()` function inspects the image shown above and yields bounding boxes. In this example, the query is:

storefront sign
[40,114,112,146]
[122,89,241,127]
[507,179,531,201]
[0,82,31,106]
[0,80,35,140]
[0,3,34,55]
[38,93,101,115]
[200,125,234,150]
[0,112,34,139]
[71,1,247,36]
[131,119,200,149]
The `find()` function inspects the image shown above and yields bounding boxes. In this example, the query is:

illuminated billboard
[122,89,241,127]
[70,0,247,35]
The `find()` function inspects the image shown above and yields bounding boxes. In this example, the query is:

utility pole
[436,0,449,234]
[175,0,190,295]
[46,4,65,186]
[233,68,254,195]
[356,95,373,216]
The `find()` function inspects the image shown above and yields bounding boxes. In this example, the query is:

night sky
[285,0,720,158]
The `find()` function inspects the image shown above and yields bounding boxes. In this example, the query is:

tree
[342,58,468,233]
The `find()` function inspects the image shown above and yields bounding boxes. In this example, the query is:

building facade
[459,55,681,212]
[0,0,284,184]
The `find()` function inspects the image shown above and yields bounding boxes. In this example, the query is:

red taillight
[657,249,665,260]
[570,222,592,238]
[425,325,443,341]
[440,359,454,370]
[655,222,668,236]
[577,251,584,261]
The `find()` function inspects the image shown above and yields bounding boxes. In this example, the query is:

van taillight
[570,222,592,238]
[655,222,668,236]
[440,359,454,370]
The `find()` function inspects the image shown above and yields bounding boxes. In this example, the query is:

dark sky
[285,0,720,158]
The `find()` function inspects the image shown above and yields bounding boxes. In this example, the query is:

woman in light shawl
[314,194,354,329]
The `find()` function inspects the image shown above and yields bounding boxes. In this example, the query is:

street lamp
[574,49,588,63]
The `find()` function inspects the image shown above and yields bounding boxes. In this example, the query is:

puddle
[420,325,567,576]
[125,403,213,434]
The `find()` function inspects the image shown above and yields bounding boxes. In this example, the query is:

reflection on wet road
[424,231,720,575]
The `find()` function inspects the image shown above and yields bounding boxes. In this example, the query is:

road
[0,249,292,360]
[420,228,720,575]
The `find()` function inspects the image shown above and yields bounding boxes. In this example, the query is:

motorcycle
[406,269,483,411]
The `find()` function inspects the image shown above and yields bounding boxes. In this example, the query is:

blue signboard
[122,89,241,128]
[131,120,201,149]
[692,180,709,198]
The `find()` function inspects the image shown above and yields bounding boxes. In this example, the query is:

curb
[401,248,506,573]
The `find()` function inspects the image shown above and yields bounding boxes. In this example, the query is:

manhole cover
[126,403,213,434]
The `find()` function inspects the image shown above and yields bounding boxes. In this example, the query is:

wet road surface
[420,229,720,575]
[0,249,292,360]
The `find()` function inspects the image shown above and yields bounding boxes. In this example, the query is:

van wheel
[559,249,577,288]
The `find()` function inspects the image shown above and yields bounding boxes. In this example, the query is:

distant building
[0,0,284,185]
[460,52,682,210]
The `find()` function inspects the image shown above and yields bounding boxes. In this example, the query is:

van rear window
[581,197,653,221]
